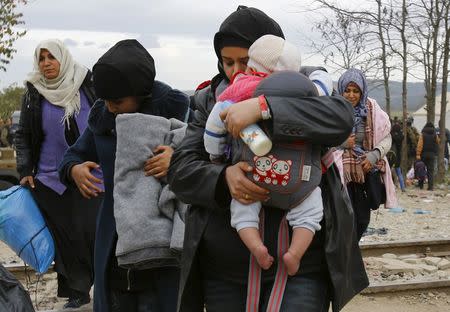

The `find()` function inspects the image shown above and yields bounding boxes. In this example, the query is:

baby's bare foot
[251,245,274,270]
[283,251,301,276]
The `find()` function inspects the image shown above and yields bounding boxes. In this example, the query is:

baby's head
[246,35,301,74]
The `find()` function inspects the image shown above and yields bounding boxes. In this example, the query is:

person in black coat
[15,39,101,309]
[167,6,368,312]
[59,39,190,312]
[417,122,440,190]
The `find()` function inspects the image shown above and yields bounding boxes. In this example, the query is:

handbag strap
[246,210,264,312]
[266,215,289,312]
[246,210,289,312]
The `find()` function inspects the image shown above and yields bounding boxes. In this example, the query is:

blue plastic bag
[0,185,54,273]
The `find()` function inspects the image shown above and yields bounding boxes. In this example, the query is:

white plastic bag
[406,166,414,180]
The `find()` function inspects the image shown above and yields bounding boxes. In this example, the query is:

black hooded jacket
[421,123,439,155]
[167,6,368,312]
[59,39,190,312]
[93,39,156,100]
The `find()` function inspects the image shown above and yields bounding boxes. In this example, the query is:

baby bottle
[240,124,272,156]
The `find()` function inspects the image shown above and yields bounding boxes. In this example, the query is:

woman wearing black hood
[167,6,368,312]
[59,39,190,312]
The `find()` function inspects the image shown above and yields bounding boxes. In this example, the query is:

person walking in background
[59,39,190,312]
[337,68,397,240]
[390,118,406,192]
[15,39,102,309]
[406,116,419,170]
[416,122,440,191]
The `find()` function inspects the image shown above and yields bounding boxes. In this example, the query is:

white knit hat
[247,35,301,74]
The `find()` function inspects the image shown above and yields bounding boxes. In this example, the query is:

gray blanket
[114,113,188,269]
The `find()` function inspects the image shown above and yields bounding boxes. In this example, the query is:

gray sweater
[114,113,188,269]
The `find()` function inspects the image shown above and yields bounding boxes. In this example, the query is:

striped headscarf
[337,68,368,132]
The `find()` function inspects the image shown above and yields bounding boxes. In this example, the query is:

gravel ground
[361,184,450,243]
[1,181,449,311]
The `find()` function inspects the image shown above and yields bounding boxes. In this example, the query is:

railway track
[10,238,446,276]
[359,238,450,258]
[359,238,450,295]
[4,238,450,308]
[362,279,450,294]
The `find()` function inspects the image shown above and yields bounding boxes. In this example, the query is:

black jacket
[167,80,369,312]
[422,125,438,155]
[15,71,96,179]
[59,81,190,312]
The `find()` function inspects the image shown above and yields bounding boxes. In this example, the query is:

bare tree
[436,1,450,182]
[311,9,379,72]
[309,0,396,116]
[376,0,393,116]
[408,0,445,124]
[387,0,410,171]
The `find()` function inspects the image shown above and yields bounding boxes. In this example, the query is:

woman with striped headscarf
[337,68,397,240]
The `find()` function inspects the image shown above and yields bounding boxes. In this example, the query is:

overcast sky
[1,0,334,90]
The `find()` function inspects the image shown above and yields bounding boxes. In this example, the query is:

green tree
[0,0,27,71]
[0,84,24,119]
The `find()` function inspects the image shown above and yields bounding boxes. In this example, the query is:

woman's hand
[225,161,269,204]
[361,158,373,174]
[144,145,174,178]
[20,176,35,188]
[71,161,103,199]
[219,98,261,138]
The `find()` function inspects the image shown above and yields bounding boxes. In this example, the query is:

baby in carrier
[204,35,330,275]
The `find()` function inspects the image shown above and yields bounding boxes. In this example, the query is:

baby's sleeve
[204,100,233,157]
[309,70,334,96]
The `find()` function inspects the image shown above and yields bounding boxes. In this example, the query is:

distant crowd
[389,116,450,191]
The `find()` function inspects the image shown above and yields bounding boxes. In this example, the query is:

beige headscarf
[25,39,88,126]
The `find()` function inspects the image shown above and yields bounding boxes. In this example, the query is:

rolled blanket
[114,113,188,269]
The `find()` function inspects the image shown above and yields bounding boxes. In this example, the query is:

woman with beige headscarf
[15,39,102,309]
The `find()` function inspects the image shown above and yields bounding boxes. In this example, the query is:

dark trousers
[422,153,435,190]
[347,182,371,241]
[203,273,331,312]
[31,180,101,297]
[109,267,179,312]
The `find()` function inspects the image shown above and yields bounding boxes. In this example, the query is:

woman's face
[105,96,139,115]
[220,46,249,81]
[38,49,61,79]
[342,82,361,107]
